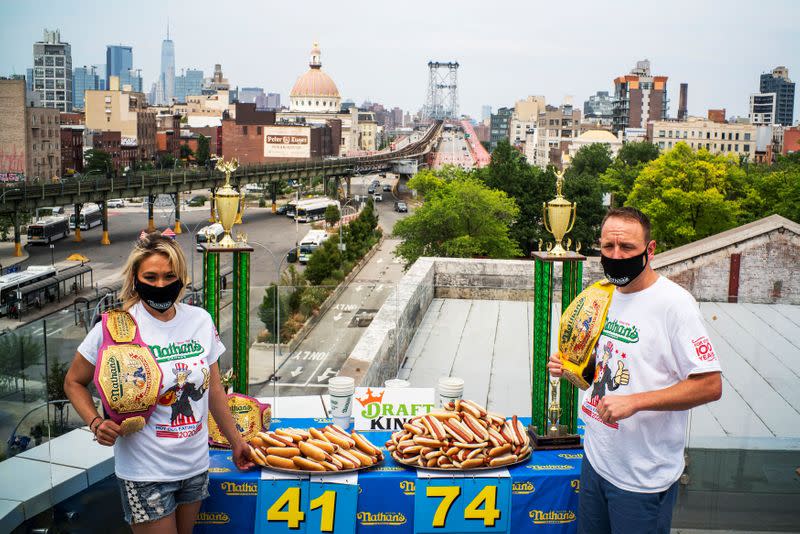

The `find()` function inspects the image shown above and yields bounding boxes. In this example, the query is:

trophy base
[528,424,582,450]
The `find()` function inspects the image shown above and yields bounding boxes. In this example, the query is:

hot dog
[298,441,327,462]
[292,456,326,471]
[266,446,301,458]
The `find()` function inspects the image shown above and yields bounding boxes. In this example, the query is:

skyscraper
[174,68,203,102]
[106,45,132,87]
[759,66,795,126]
[584,91,614,122]
[611,60,668,134]
[159,26,175,104]
[32,29,73,111]
[73,65,101,110]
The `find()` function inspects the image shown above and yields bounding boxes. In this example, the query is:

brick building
[221,103,341,163]
[155,112,181,159]
[91,131,128,171]
[783,126,800,155]
[0,78,61,181]
[652,215,800,304]
[60,126,83,174]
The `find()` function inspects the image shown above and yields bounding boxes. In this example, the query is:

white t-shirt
[78,301,225,482]
[580,276,721,493]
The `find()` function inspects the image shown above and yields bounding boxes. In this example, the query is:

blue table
[196,418,582,533]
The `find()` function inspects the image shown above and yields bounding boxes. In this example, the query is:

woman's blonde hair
[119,232,189,310]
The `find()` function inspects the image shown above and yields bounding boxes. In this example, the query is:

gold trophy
[547,377,563,437]
[542,165,576,257]
[213,158,247,247]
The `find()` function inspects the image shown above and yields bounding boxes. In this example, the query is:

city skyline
[1,0,798,120]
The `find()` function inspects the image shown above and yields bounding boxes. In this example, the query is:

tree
[45,360,69,431]
[0,330,43,401]
[394,174,521,266]
[600,141,660,207]
[158,153,176,169]
[196,135,210,166]
[258,284,289,342]
[84,149,113,174]
[477,140,556,256]
[180,144,194,160]
[628,143,749,250]
[743,153,800,223]
[561,144,611,251]
[325,204,341,228]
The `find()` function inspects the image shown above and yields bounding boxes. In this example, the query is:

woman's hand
[94,419,122,447]
[231,438,255,471]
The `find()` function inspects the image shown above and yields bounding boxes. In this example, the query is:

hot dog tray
[260,459,384,476]
[393,452,531,472]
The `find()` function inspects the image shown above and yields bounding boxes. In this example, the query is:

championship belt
[93,310,163,435]
[208,393,272,448]
[558,280,615,390]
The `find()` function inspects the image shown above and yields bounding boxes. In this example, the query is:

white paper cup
[328,376,355,422]
[437,376,464,408]
[385,379,410,388]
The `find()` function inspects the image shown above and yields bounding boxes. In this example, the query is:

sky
[1,0,799,121]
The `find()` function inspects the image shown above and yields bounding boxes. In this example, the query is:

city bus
[295,198,340,223]
[0,265,57,317]
[284,199,298,218]
[27,216,70,244]
[298,230,329,263]
[69,204,102,231]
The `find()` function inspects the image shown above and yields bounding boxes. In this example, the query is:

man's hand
[547,353,563,378]
[613,361,629,386]
[596,394,639,425]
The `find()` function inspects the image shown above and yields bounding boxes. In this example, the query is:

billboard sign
[264,126,311,158]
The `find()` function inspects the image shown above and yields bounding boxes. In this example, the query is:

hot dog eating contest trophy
[202,157,253,394]
[529,162,585,449]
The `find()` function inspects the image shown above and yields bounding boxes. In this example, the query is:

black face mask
[600,246,650,287]
[134,278,183,313]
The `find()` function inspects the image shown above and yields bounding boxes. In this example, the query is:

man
[548,207,722,534]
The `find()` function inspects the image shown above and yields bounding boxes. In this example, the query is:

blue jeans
[117,471,209,525]
[578,456,679,534]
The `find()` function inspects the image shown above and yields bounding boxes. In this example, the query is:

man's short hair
[601,207,651,243]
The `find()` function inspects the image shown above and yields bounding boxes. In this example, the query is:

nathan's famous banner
[353,387,435,431]
[196,451,260,533]
[263,126,311,158]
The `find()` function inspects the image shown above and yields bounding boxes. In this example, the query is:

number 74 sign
[415,476,511,533]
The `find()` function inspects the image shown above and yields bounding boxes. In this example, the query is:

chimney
[678,83,688,121]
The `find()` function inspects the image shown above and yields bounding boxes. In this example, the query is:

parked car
[394,201,408,213]
[373,192,383,202]
[276,204,289,215]
[382,184,391,192]
[367,186,376,195]
[187,195,207,207]
[106,198,125,208]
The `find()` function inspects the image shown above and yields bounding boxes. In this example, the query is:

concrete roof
[400,298,800,450]
[652,214,800,269]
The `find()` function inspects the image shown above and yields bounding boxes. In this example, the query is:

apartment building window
[744,133,751,141]
[659,141,665,149]
[706,132,710,139]
[744,144,750,152]
[728,144,732,151]
[735,132,740,140]
[683,131,688,139]
[668,142,673,148]
[243,126,248,134]
[257,127,262,135]
[659,130,665,137]
[735,144,739,152]
[721,132,726,140]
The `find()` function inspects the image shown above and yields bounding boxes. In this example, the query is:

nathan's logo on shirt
[529,510,576,524]
[149,339,204,362]
[221,481,257,496]
[513,482,535,494]
[196,512,229,525]
[692,336,717,362]
[602,319,639,344]
[357,512,407,526]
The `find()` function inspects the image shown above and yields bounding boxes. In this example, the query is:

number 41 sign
[415,472,511,533]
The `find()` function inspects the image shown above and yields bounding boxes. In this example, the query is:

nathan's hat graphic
[173,362,192,376]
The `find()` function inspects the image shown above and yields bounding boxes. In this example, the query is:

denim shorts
[117,471,209,525]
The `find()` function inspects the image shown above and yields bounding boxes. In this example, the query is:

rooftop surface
[399,298,800,449]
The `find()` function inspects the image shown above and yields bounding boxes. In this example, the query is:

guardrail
[0,121,443,213]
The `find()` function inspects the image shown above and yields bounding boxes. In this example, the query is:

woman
[64,232,252,533]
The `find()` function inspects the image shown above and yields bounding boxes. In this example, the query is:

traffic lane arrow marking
[316,367,337,382]
[290,366,303,377]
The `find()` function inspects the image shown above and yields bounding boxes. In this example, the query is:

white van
[196,223,225,251]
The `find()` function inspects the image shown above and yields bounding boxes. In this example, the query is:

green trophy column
[532,256,553,434]
[560,259,584,434]
[203,251,220,329]
[232,251,251,394]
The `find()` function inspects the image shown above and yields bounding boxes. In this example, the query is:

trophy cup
[529,161,584,450]
[201,158,253,394]
[213,158,246,248]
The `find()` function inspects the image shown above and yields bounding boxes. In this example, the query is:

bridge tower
[422,61,459,121]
